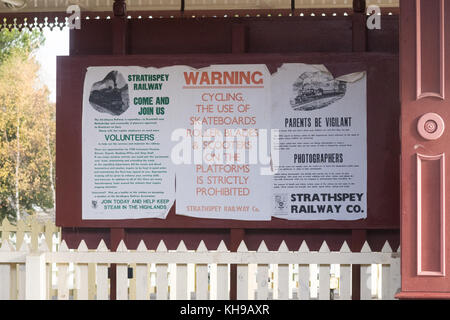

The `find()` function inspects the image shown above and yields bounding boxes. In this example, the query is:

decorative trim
[417,113,445,140]
[416,0,445,100]
[416,153,445,277]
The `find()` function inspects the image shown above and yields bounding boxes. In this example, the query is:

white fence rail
[0,238,400,300]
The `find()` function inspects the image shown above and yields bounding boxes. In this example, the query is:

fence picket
[236,241,248,300]
[319,242,331,301]
[10,263,17,300]
[17,242,29,300]
[256,241,269,300]
[1,218,11,244]
[116,240,129,300]
[57,241,70,300]
[381,241,392,300]
[389,246,401,300]
[0,240,12,300]
[337,241,351,300]
[88,263,96,300]
[45,221,58,299]
[360,242,372,300]
[297,241,310,300]
[95,240,109,300]
[38,240,54,300]
[29,216,41,252]
[134,241,149,300]
[175,241,188,300]
[0,218,403,302]
[15,220,27,253]
[277,241,289,300]
[75,241,89,300]
[196,241,209,300]
[216,241,229,300]
[156,241,168,300]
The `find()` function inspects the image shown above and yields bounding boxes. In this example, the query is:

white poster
[82,66,185,219]
[271,64,367,220]
[172,64,273,220]
[82,63,367,221]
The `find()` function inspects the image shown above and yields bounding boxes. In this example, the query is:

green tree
[0,28,54,221]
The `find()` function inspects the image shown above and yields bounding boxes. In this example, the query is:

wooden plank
[96,240,109,300]
[25,252,46,300]
[337,242,352,300]
[17,264,26,300]
[77,263,89,300]
[236,241,248,300]
[129,263,137,300]
[381,241,393,300]
[277,241,289,300]
[196,263,209,300]
[135,264,148,300]
[237,264,248,300]
[116,264,128,300]
[88,263,96,300]
[256,241,269,300]
[136,241,149,300]
[10,264,17,300]
[216,241,229,300]
[96,264,109,300]
[30,216,40,252]
[382,264,390,300]
[339,264,351,300]
[360,265,372,300]
[256,264,269,300]
[390,246,401,299]
[116,240,128,300]
[57,241,69,300]
[297,241,310,300]
[156,241,168,300]
[196,241,209,300]
[278,264,289,300]
[15,220,26,251]
[0,264,11,300]
[76,241,89,300]
[360,242,373,300]
[319,242,331,301]
[175,241,188,300]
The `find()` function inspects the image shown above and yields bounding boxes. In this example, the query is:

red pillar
[109,0,128,301]
[397,0,450,299]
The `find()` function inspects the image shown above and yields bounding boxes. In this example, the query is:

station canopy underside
[0,0,399,13]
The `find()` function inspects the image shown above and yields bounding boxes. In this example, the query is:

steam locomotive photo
[290,71,347,111]
[88,70,130,116]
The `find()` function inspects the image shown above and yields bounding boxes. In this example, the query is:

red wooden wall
[58,13,400,254]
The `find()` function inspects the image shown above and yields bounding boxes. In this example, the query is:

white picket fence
[0,237,400,300]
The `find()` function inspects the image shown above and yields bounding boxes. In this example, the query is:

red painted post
[350,0,367,301]
[109,0,128,301]
[228,25,247,301]
[112,0,128,55]
[352,0,367,52]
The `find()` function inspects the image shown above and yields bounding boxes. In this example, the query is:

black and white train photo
[88,70,129,116]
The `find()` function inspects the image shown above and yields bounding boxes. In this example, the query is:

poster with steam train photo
[290,71,347,111]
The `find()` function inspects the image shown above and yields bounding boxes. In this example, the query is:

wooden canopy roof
[1,0,398,13]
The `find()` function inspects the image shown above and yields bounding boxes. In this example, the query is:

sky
[34,27,70,102]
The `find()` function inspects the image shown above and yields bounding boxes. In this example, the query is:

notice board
[57,53,398,233]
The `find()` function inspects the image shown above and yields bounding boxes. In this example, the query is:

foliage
[0,28,44,62]
[0,28,55,221]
